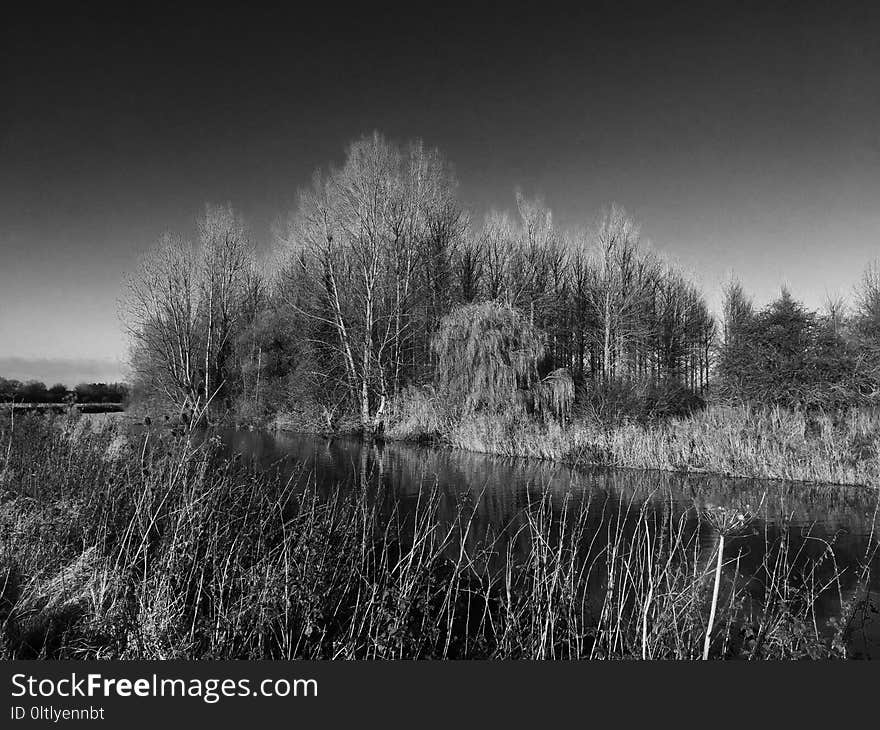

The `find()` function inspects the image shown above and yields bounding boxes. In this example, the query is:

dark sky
[2,2,880,383]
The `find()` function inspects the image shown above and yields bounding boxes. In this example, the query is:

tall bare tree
[123,233,202,413]
[282,133,461,434]
[122,205,254,418]
[585,206,657,381]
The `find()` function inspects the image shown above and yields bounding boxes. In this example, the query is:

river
[218,429,880,657]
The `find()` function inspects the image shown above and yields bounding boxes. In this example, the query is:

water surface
[220,429,880,657]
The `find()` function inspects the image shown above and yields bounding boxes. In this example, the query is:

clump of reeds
[384,385,448,441]
[433,404,880,487]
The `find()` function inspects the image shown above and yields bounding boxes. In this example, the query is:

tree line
[124,133,717,431]
[123,132,880,432]
[0,379,128,405]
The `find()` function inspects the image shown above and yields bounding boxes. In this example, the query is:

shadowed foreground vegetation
[1,413,874,659]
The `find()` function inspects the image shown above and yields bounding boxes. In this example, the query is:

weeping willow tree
[432,301,572,421]
[432,302,542,415]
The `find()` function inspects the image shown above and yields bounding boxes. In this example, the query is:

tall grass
[433,405,880,487]
[0,413,873,659]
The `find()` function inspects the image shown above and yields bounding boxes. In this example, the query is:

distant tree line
[0,378,128,405]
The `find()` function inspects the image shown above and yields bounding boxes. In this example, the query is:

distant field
[0,402,125,414]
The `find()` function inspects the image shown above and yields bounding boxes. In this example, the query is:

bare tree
[452,229,484,304]
[585,206,656,381]
[197,203,254,410]
[122,205,254,418]
[123,233,202,413]
[822,293,847,338]
[854,260,880,340]
[283,133,460,435]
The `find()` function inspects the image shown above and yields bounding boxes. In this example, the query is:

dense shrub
[576,378,704,426]
[717,287,874,409]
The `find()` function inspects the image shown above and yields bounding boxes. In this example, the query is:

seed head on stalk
[697,495,764,659]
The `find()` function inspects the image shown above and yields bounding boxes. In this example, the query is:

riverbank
[124,394,880,488]
[383,397,880,487]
